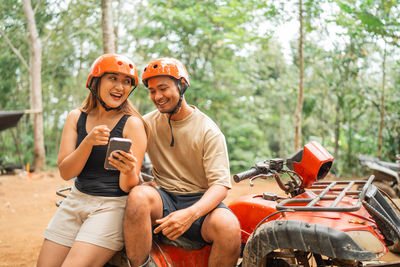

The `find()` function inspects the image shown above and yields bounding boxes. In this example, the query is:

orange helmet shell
[86,53,139,89]
[142,57,190,87]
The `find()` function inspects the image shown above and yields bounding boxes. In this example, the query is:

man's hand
[153,208,197,240]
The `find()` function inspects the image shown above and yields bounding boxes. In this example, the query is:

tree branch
[33,0,41,14]
[0,28,30,72]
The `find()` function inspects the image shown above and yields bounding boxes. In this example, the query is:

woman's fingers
[109,151,137,173]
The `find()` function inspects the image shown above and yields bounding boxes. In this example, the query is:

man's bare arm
[153,184,228,240]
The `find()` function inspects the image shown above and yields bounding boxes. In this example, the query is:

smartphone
[104,137,132,170]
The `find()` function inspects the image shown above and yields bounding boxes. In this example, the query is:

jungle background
[1,0,400,177]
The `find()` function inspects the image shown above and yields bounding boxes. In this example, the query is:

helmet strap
[168,113,175,147]
[167,78,186,147]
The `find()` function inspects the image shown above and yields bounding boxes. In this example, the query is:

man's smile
[156,98,169,107]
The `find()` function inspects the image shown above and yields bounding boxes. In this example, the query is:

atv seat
[154,234,205,250]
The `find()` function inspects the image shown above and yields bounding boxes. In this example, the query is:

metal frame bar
[276,175,375,212]
[56,186,71,198]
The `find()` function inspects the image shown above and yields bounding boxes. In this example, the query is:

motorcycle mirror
[286,141,334,188]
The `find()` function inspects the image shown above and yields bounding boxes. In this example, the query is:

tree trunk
[398,133,400,155]
[114,0,121,52]
[102,0,116,53]
[334,100,340,160]
[23,0,45,171]
[279,93,284,158]
[294,0,304,151]
[346,113,354,174]
[378,44,386,159]
[276,63,284,158]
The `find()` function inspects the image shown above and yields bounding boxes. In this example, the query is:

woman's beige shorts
[43,184,128,251]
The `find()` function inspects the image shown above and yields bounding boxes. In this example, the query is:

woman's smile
[110,91,123,101]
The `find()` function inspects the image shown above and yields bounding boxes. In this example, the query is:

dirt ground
[1,170,400,266]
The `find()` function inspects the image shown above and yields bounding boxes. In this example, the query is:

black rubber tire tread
[242,220,375,267]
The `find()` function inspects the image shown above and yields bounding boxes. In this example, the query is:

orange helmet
[142,57,190,88]
[86,53,139,89]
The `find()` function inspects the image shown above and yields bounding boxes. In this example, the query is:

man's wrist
[186,205,202,221]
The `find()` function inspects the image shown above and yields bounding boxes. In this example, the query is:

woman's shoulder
[68,108,82,117]
[125,115,146,130]
[67,108,82,122]
[123,115,148,140]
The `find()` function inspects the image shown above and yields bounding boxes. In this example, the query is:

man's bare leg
[201,208,241,267]
[124,185,163,267]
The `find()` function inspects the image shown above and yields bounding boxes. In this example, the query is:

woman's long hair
[81,76,149,136]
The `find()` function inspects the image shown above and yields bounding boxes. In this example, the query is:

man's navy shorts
[155,188,228,244]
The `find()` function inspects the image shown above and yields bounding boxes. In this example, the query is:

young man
[124,57,241,267]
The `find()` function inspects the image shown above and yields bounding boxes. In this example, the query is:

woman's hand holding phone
[105,137,137,174]
[108,149,137,174]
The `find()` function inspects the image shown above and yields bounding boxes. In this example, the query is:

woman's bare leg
[37,239,70,267]
[61,241,116,267]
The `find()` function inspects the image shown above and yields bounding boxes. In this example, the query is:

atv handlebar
[233,167,262,183]
[233,160,303,196]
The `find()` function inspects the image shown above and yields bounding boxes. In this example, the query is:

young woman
[37,54,148,267]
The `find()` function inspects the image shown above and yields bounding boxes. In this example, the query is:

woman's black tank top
[74,112,130,197]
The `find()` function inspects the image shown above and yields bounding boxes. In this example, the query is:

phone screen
[104,137,132,170]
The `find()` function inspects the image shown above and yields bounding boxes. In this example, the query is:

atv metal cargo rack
[276,175,375,212]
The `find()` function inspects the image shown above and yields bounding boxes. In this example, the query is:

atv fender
[242,220,376,267]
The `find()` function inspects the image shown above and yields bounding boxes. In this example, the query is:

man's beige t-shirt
[144,106,231,194]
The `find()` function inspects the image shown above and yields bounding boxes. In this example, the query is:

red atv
[135,141,400,267]
[58,142,400,266]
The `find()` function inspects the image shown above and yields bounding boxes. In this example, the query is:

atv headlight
[346,231,385,254]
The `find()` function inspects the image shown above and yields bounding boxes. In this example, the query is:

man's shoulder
[193,107,222,134]
[143,109,160,121]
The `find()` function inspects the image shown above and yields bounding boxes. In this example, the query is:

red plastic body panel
[229,194,279,243]
[151,242,211,267]
[228,191,387,254]
[294,141,334,188]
